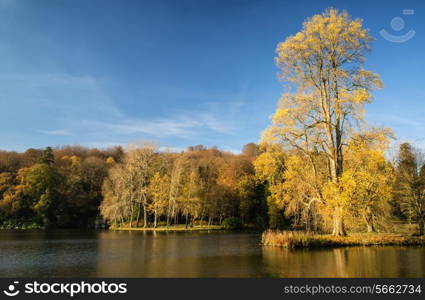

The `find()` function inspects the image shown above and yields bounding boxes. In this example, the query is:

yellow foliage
[261,8,387,234]
[69,155,81,167]
[106,156,115,164]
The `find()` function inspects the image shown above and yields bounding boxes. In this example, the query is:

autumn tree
[237,174,268,228]
[126,143,157,227]
[197,151,222,226]
[21,148,43,167]
[324,130,394,233]
[148,172,170,227]
[242,143,260,160]
[254,145,287,229]
[167,154,184,226]
[100,144,271,229]
[0,171,26,223]
[101,163,130,227]
[0,151,21,173]
[179,166,201,227]
[20,163,63,227]
[66,156,108,226]
[0,172,15,199]
[263,8,383,235]
[39,147,55,165]
[393,143,425,235]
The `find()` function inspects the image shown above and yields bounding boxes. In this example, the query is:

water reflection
[0,230,424,277]
[94,231,263,277]
[262,246,425,277]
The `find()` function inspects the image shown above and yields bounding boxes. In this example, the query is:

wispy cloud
[85,118,199,138]
[159,146,186,153]
[37,129,72,136]
[1,69,251,151]
[0,72,123,119]
[83,110,238,139]
[82,141,127,149]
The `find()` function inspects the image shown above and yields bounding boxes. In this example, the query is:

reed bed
[261,230,425,249]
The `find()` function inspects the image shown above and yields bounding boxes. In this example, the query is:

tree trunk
[153,210,157,228]
[135,203,141,227]
[365,206,376,233]
[306,209,311,232]
[129,204,134,228]
[419,219,424,236]
[366,222,375,233]
[166,212,170,228]
[143,205,147,228]
[332,206,346,236]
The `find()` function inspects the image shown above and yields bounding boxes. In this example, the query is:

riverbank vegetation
[0,146,124,228]
[1,136,423,235]
[262,230,425,249]
[0,143,270,229]
[110,224,223,232]
[0,9,424,243]
[260,8,424,245]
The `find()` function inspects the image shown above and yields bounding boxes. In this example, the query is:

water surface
[0,230,424,277]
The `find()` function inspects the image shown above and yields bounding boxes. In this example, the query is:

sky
[0,0,424,153]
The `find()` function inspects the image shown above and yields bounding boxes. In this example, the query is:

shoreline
[109,225,224,232]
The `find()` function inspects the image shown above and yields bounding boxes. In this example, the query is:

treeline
[100,143,269,229]
[99,141,424,235]
[258,140,425,235]
[0,146,124,228]
[0,143,271,229]
[0,141,423,233]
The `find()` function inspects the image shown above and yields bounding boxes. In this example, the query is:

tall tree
[21,164,62,227]
[254,145,287,229]
[101,164,130,227]
[263,9,382,235]
[148,173,170,228]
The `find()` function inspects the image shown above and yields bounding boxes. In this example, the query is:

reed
[261,230,425,248]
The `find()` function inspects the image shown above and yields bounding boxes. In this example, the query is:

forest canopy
[0,140,423,235]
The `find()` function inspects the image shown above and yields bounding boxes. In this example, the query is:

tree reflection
[262,246,425,277]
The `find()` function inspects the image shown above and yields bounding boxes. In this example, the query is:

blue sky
[0,0,424,153]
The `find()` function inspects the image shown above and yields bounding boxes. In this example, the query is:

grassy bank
[0,221,44,230]
[262,230,425,249]
[110,224,224,232]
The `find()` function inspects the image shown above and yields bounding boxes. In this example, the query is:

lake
[0,230,424,277]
